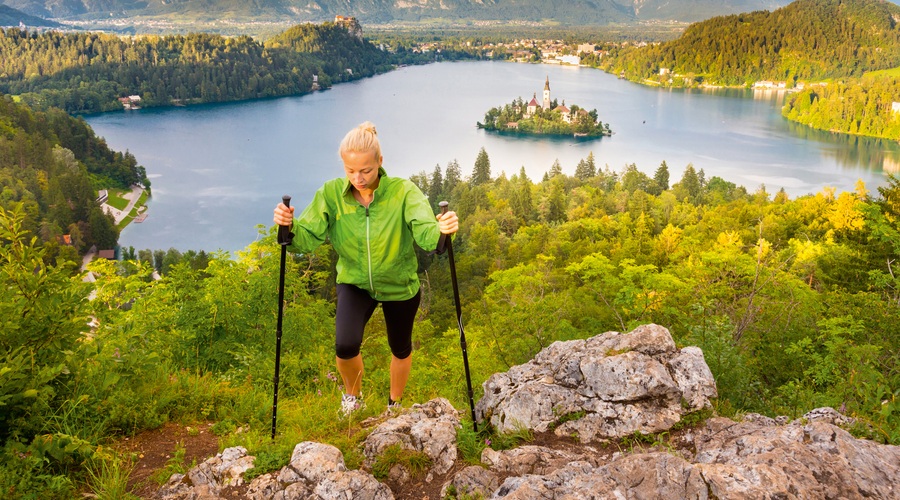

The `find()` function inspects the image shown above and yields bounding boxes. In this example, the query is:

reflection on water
[784,120,900,173]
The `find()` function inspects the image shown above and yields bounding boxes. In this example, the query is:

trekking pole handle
[278,195,292,246]
[439,200,449,215]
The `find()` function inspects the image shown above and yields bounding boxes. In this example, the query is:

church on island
[478,76,611,138]
[523,76,575,123]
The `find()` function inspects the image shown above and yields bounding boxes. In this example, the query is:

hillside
[0,21,411,114]
[603,0,900,85]
[0,95,148,265]
[4,0,791,25]
[0,4,59,27]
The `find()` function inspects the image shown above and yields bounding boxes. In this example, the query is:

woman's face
[342,149,382,193]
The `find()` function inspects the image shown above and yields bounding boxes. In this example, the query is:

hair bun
[359,121,377,136]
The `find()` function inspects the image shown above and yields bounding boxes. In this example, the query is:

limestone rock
[314,470,394,499]
[362,398,460,476]
[156,446,254,499]
[469,415,900,499]
[476,324,717,441]
[439,465,499,499]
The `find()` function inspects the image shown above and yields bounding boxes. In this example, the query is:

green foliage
[150,442,190,485]
[370,444,432,480]
[0,23,427,115]
[602,0,900,86]
[84,454,138,500]
[0,96,146,258]
[242,439,295,482]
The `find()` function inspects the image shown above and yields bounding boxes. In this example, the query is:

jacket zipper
[365,203,375,297]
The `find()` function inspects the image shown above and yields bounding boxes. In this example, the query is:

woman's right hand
[273,203,295,226]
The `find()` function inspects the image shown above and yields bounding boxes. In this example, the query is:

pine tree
[513,166,535,223]
[443,159,461,195]
[428,163,443,209]
[652,161,670,195]
[549,159,562,178]
[472,147,491,185]
[678,164,701,203]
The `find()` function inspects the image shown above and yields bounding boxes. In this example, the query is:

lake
[85,61,900,252]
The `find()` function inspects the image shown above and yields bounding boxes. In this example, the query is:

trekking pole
[439,201,477,432]
[272,195,293,440]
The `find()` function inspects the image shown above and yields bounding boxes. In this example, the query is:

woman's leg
[335,284,377,397]
[383,290,421,402]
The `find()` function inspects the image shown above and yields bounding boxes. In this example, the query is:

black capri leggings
[334,283,421,360]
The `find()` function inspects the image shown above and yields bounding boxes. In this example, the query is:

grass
[105,189,131,211]
[150,442,191,485]
[85,454,139,500]
[370,444,432,481]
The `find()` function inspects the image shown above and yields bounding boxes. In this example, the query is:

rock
[440,466,499,499]
[481,445,599,475]
[314,470,394,499]
[486,417,900,499]
[155,447,254,499]
[476,324,717,441]
[362,398,461,476]
[285,441,347,483]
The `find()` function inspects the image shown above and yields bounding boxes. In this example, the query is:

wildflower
[485,439,491,446]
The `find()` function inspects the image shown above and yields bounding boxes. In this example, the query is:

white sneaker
[387,399,402,413]
[340,394,364,416]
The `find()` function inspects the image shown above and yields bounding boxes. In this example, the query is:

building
[526,94,540,116]
[577,43,596,54]
[543,76,551,110]
[555,104,571,123]
[334,15,363,39]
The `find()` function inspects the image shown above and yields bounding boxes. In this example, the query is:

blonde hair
[339,121,382,160]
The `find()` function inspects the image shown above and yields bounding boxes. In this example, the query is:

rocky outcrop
[362,398,461,481]
[447,414,900,499]
[476,323,718,441]
[156,446,256,499]
[157,324,900,500]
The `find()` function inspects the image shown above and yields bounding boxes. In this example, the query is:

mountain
[1,0,793,24]
[0,3,60,26]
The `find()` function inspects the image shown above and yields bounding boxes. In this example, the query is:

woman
[273,121,459,416]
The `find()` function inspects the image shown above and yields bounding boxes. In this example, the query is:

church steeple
[542,75,551,110]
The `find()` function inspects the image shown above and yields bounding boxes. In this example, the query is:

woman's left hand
[437,210,459,235]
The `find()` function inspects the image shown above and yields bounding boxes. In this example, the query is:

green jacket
[287,167,441,301]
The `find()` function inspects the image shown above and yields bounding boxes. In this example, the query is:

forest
[2,142,898,497]
[599,0,900,87]
[782,73,900,140]
[0,22,459,114]
[587,0,900,140]
[0,95,148,267]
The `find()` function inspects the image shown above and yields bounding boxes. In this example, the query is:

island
[477,76,612,138]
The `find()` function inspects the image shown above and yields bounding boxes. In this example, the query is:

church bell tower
[542,75,551,110]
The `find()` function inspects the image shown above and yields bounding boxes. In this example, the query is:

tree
[549,159,563,178]
[652,161,670,194]
[443,159,461,195]
[574,152,597,180]
[675,164,701,203]
[428,164,443,209]
[513,166,536,224]
[472,147,491,185]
